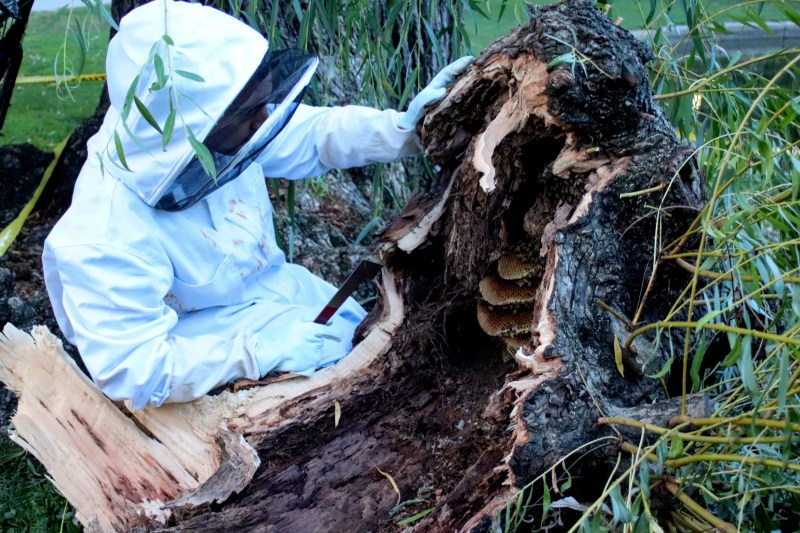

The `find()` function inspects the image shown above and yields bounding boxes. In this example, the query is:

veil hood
[92,0,269,206]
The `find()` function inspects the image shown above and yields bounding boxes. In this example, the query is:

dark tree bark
[0,1,707,532]
[166,0,704,530]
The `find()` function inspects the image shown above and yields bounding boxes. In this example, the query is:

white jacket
[42,0,420,409]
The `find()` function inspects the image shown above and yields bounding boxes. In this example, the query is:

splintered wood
[0,325,200,531]
[0,270,405,531]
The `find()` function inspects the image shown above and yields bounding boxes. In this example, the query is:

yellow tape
[16,73,107,84]
[0,135,70,256]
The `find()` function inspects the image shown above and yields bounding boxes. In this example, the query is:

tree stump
[0,1,706,531]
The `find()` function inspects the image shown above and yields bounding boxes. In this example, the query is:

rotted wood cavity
[418,0,705,528]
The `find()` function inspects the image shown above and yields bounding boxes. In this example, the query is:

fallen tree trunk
[0,1,707,531]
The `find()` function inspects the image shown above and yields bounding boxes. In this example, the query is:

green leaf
[722,335,742,367]
[654,442,666,476]
[396,507,434,526]
[422,18,444,67]
[547,51,576,68]
[739,337,759,401]
[609,486,633,524]
[353,216,382,247]
[69,18,87,75]
[113,130,131,171]
[134,97,163,134]
[94,0,119,31]
[638,464,650,498]
[162,34,174,45]
[398,66,419,111]
[690,335,707,390]
[694,309,722,332]
[122,74,141,120]
[748,11,776,37]
[589,511,606,533]
[388,498,426,518]
[175,70,206,83]
[778,4,800,26]
[777,350,789,415]
[667,434,684,459]
[646,356,673,379]
[177,92,214,121]
[151,54,167,92]
[541,477,551,526]
[297,0,314,50]
[613,335,625,377]
[560,471,572,493]
[186,128,217,180]
[645,0,657,25]
[161,109,176,151]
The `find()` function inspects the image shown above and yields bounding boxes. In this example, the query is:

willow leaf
[134,97,163,134]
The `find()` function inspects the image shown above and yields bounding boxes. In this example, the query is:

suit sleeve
[255,104,422,179]
[48,244,261,409]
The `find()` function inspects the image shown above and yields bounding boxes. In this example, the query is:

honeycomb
[479,275,536,306]
[477,247,541,350]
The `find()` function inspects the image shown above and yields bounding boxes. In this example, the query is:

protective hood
[155,49,317,211]
[95,0,310,208]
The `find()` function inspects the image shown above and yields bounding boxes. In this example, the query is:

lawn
[1,7,108,150]
[468,0,792,53]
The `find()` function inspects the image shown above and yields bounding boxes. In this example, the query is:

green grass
[0,438,80,532]
[1,7,107,150]
[469,0,793,53]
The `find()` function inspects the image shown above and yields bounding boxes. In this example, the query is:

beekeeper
[42,0,472,409]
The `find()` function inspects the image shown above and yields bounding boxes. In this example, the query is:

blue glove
[395,55,474,131]
[255,317,351,377]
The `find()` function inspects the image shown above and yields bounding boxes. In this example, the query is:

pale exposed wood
[470,57,551,193]
[0,270,404,531]
[165,429,260,510]
[0,325,200,531]
[396,174,457,253]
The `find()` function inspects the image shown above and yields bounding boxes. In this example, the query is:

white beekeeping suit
[42,0,472,409]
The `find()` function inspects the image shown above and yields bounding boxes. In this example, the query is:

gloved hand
[395,55,474,131]
[254,317,351,377]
